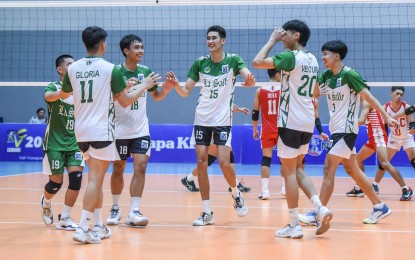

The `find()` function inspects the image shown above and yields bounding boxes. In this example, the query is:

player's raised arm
[252,27,286,69]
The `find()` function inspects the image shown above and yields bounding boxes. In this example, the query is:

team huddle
[39,20,415,244]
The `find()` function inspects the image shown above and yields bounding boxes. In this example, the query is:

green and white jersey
[62,57,126,142]
[114,63,157,139]
[42,81,78,151]
[272,50,318,133]
[188,53,247,126]
[318,66,366,134]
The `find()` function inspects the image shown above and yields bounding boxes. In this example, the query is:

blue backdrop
[0,123,412,166]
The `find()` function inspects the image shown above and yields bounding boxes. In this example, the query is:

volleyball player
[61,26,160,244]
[106,34,172,226]
[166,25,255,226]
[252,20,330,238]
[41,54,84,231]
[314,40,396,226]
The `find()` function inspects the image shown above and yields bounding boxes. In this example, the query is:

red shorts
[261,134,278,149]
[364,134,388,150]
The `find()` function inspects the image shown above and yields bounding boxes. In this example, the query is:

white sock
[261,178,269,191]
[202,200,211,215]
[43,196,51,205]
[187,173,195,182]
[310,195,323,213]
[79,210,93,230]
[373,182,378,186]
[94,208,103,226]
[374,202,384,209]
[355,184,361,190]
[112,194,121,206]
[131,197,141,211]
[236,179,240,186]
[289,208,299,227]
[231,187,240,198]
[61,204,72,219]
[402,186,408,190]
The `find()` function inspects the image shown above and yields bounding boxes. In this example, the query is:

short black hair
[120,34,143,57]
[207,25,226,39]
[282,20,310,47]
[36,108,45,114]
[55,54,73,68]
[321,40,348,60]
[267,69,281,79]
[391,86,405,93]
[82,26,107,52]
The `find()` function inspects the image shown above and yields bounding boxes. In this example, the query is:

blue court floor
[0,161,414,179]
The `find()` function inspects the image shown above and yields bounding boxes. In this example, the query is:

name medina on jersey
[75,70,99,78]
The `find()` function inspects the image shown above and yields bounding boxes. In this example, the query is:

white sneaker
[73,227,101,244]
[56,214,78,231]
[258,190,270,200]
[106,205,122,225]
[316,206,333,235]
[92,225,111,239]
[280,185,286,197]
[40,196,53,225]
[192,212,215,226]
[299,210,317,226]
[233,194,248,217]
[275,224,303,239]
[125,209,149,226]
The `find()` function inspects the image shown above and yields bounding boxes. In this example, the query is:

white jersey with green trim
[63,57,121,142]
[318,66,366,134]
[274,50,318,133]
[188,53,247,126]
[115,64,155,139]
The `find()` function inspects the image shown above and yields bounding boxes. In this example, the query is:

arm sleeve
[187,60,200,82]
[344,70,367,93]
[271,51,296,71]
[111,66,127,94]
[234,55,247,76]
[61,73,72,93]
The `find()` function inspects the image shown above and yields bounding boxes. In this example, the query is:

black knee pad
[230,151,235,164]
[411,158,415,169]
[45,180,62,194]
[68,171,83,191]
[208,155,217,166]
[378,163,385,171]
[261,156,272,167]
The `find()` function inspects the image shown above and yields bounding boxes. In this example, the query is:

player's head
[55,54,74,76]
[120,34,144,61]
[321,40,348,68]
[391,86,405,102]
[82,26,107,53]
[267,69,281,82]
[282,20,310,48]
[206,25,226,52]
[36,108,45,119]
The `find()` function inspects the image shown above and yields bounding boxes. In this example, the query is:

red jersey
[259,85,280,137]
[366,108,387,138]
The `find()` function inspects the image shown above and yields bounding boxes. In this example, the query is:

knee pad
[45,180,62,194]
[261,156,272,168]
[411,158,415,169]
[208,155,217,166]
[68,171,83,191]
[378,163,385,171]
[230,151,235,164]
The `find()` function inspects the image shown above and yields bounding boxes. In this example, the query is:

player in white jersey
[165,25,255,226]
[370,87,415,200]
[106,34,172,226]
[252,20,329,239]
[60,26,160,244]
[345,94,413,201]
[314,40,397,227]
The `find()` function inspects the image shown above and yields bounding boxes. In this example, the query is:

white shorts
[328,133,357,159]
[387,136,415,150]
[81,141,120,161]
[277,138,309,158]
